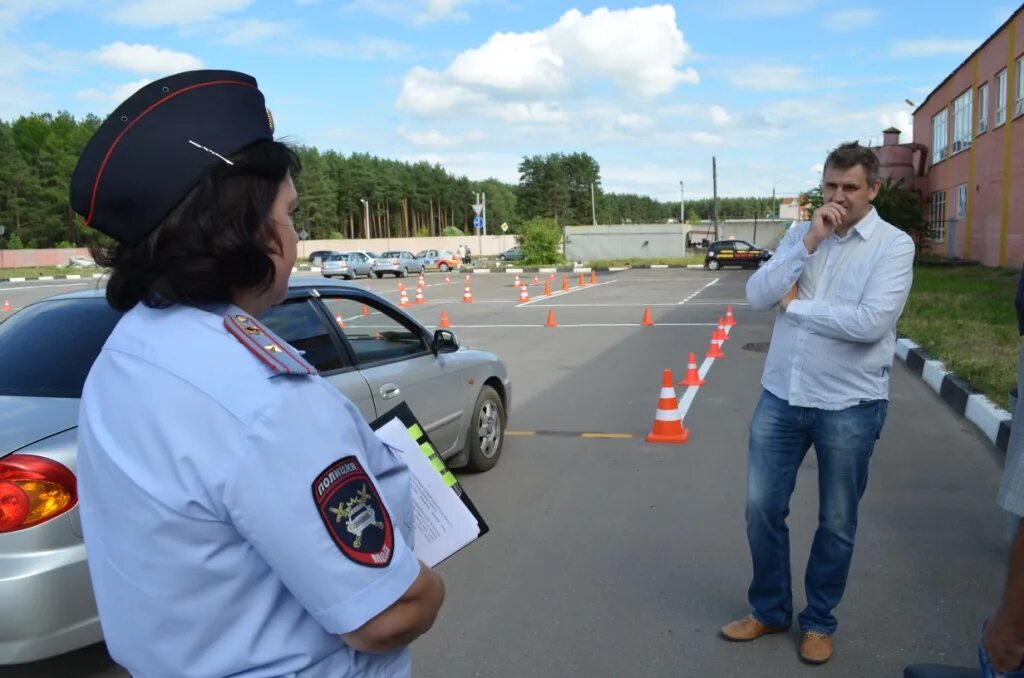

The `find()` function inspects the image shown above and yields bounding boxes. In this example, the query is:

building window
[996,69,1008,125]
[929,191,946,242]
[979,83,989,133]
[956,184,967,219]
[1016,56,1024,118]
[952,90,972,152]
[932,109,948,163]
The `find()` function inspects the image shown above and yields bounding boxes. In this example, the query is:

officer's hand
[984,615,1024,673]
[804,202,846,253]
[779,283,799,311]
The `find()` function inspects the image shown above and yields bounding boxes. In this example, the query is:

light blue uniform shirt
[77,303,420,678]
[746,207,916,410]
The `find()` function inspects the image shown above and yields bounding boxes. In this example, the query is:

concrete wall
[685,219,791,249]
[297,235,513,260]
[0,248,92,269]
[564,224,687,261]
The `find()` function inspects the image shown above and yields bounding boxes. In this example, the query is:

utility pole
[772,184,777,220]
[590,182,597,226]
[679,181,684,223]
[712,157,720,242]
[360,198,370,239]
[481,191,486,258]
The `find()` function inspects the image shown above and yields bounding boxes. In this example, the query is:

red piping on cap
[85,79,259,228]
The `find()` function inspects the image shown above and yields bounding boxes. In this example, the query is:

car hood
[0,396,80,456]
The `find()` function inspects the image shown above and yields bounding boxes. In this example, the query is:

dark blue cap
[70,70,275,245]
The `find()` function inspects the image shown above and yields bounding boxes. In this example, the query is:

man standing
[721,142,915,665]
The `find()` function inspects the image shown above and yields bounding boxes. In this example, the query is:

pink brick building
[912,6,1024,266]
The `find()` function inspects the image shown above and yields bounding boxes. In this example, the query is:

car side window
[734,241,751,251]
[259,299,347,373]
[321,297,430,366]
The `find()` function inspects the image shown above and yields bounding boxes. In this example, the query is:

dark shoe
[800,631,833,664]
[720,614,788,641]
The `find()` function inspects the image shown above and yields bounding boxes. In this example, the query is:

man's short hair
[824,142,880,186]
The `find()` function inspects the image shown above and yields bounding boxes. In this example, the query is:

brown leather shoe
[799,631,833,664]
[720,614,788,641]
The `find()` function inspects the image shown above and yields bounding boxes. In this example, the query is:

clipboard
[370,402,489,566]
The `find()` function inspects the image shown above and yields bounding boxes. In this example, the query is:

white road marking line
[678,325,731,421]
[516,279,619,307]
[678,277,719,304]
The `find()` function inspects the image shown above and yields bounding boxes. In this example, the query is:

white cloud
[810,163,824,175]
[218,19,292,45]
[95,42,202,75]
[726,64,808,91]
[109,0,252,27]
[709,105,731,125]
[823,9,881,31]
[689,131,725,145]
[891,39,980,57]
[725,0,815,18]
[397,5,697,119]
[615,113,654,133]
[400,127,485,147]
[414,0,469,24]
[303,37,411,60]
[76,78,152,105]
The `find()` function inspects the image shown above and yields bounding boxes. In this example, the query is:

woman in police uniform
[71,70,444,677]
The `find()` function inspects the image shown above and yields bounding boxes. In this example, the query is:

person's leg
[798,400,888,635]
[746,390,813,628]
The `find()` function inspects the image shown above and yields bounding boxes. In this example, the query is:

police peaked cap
[71,70,275,245]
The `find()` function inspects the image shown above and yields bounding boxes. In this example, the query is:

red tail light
[0,455,77,533]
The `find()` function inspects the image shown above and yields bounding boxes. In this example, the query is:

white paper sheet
[374,418,480,567]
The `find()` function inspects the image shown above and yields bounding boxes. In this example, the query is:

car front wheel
[465,385,505,472]
[707,259,721,271]
[439,263,450,272]
[375,272,384,279]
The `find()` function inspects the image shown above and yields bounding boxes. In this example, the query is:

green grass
[0,266,105,279]
[899,264,1019,409]
[587,256,704,268]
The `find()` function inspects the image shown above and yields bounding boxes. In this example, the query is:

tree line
[1,111,789,250]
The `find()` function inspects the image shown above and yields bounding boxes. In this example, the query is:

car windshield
[327,254,348,261]
[381,251,401,258]
[0,297,123,398]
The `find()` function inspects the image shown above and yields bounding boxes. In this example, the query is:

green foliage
[54,240,76,249]
[687,211,701,225]
[443,226,464,236]
[519,217,562,264]
[4,233,24,249]
[799,185,824,216]
[873,178,928,248]
[472,179,518,231]
[416,227,429,237]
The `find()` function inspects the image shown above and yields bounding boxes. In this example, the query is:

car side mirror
[433,329,459,354]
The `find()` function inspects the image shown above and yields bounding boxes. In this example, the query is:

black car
[704,239,772,270]
[308,250,340,264]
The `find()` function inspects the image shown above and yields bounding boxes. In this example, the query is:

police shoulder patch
[312,456,394,568]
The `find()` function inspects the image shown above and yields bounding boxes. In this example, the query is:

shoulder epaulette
[224,312,316,377]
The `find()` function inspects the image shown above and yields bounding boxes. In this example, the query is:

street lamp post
[359,199,370,240]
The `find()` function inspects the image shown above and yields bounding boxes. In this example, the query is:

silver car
[321,252,373,279]
[371,250,424,278]
[0,278,510,664]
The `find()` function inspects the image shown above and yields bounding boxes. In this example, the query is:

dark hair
[92,140,301,311]
[824,142,880,186]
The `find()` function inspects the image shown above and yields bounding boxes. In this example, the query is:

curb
[896,337,1013,453]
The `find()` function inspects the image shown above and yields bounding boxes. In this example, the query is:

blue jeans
[745,390,887,635]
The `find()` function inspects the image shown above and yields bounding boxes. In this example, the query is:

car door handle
[380,383,401,399]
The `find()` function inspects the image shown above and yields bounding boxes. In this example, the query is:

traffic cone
[562,275,570,292]
[706,334,725,359]
[544,281,552,296]
[361,304,371,317]
[519,286,530,303]
[532,275,540,285]
[712,320,728,343]
[590,270,597,285]
[724,306,737,327]
[549,273,556,281]
[397,281,405,292]
[415,288,425,304]
[400,288,410,308]
[645,369,689,444]
[466,274,472,284]
[717,318,730,342]
[444,275,451,284]
[1,300,10,312]
[641,307,654,327]
[680,352,705,387]
[462,284,473,303]
[418,272,425,285]
[439,310,452,328]
[579,273,586,287]
[545,309,558,327]
[514,274,521,288]
[335,313,345,328]
[417,276,424,289]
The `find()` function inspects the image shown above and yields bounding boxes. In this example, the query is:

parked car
[416,249,462,272]
[348,250,379,266]
[703,239,772,270]
[0,279,510,663]
[307,250,339,264]
[321,252,373,279]
[498,247,524,262]
[371,250,425,278]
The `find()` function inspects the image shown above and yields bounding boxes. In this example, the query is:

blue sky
[0,0,1019,200]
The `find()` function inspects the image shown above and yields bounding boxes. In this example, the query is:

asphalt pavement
[0,268,1008,677]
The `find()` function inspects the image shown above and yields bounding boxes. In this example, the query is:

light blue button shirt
[746,207,916,410]
[77,303,420,678]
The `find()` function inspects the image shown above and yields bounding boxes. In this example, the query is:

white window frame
[952,90,972,153]
[1016,56,1024,118]
[978,83,989,134]
[996,69,1008,125]
[932,108,948,164]
[956,184,967,219]
[930,191,947,242]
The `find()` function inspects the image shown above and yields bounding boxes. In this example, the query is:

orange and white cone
[646,369,689,444]
[532,275,540,285]
[335,313,345,328]
[439,310,452,328]
[519,286,530,303]
[706,333,725,359]
[724,306,737,327]
[361,304,371,317]
[444,275,451,284]
[680,352,705,387]
[397,281,405,292]
[545,309,558,327]
[579,273,587,287]
[712,319,728,343]
[544,280,553,296]
[590,271,597,285]
[718,318,730,341]
[462,284,473,303]
[415,288,425,304]
[400,289,411,308]
[641,307,654,327]
[514,274,521,288]
[1,300,10,312]
[562,275,570,292]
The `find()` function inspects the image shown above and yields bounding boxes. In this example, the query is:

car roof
[40,276,382,303]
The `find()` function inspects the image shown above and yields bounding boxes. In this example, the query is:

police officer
[71,70,444,677]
